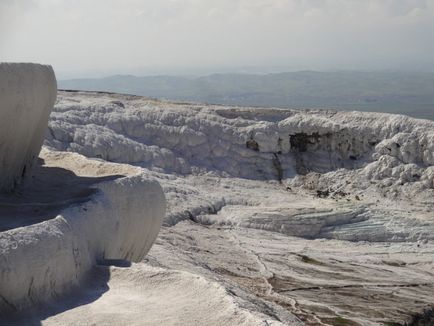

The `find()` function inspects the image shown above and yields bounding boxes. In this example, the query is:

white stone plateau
[1,89,433,325]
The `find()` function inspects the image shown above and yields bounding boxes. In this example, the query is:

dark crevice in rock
[272,153,283,183]
[409,306,434,326]
[246,139,260,152]
[288,130,378,175]
[290,132,321,153]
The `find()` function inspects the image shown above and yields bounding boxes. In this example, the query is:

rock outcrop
[47,91,434,203]
[0,150,166,311]
[0,69,166,312]
[0,63,57,192]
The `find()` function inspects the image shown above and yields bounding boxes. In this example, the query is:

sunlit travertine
[0,63,57,192]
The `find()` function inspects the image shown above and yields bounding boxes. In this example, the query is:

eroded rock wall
[46,92,434,201]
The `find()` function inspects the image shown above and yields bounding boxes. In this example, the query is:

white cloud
[1,0,434,75]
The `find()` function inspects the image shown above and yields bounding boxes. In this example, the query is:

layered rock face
[0,63,57,192]
[47,91,434,203]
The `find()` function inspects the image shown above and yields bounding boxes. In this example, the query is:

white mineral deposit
[0,63,56,192]
[1,85,434,325]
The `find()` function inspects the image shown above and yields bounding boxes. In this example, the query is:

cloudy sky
[1,0,434,78]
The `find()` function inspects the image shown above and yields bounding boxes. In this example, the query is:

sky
[1,0,434,78]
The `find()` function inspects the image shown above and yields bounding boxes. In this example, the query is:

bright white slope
[21,264,282,326]
[5,90,433,325]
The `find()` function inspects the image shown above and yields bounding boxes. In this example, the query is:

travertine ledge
[0,150,166,311]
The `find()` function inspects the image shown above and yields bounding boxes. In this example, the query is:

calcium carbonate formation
[47,91,434,203]
[0,66,166,312]
[0,63,57,192]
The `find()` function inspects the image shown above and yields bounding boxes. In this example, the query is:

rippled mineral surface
[6,90,433,325]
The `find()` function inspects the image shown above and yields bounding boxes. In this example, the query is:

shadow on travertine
[0,263,128,326]
[0,158,124,232]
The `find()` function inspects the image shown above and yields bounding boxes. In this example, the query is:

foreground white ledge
[0,150,166,311]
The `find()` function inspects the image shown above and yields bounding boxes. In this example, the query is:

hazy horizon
[57,66,434,81]
[2,0,434,79]
[58,70,434,120]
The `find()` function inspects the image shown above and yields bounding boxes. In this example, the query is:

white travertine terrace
[40,91,434,325]
[0,150,166,311]
[0,63,57,192]
[0,67,166,313]
[47,91,434,207]
[1,85,433,324]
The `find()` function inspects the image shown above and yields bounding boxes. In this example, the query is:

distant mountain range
[59,71,434,120]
